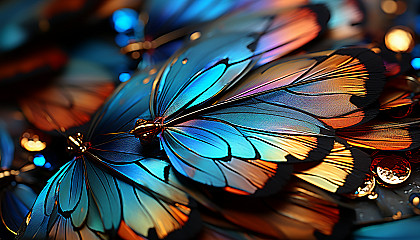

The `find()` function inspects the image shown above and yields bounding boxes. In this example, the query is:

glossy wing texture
[200,180,351,240]
[17,65,200,239]
[202,4,330,67]
[85,66,160,163]
[151,33,257,120]
[17,158,198,240]
[160,99,335,195]
[1,184,38,236]
[219,48,386,129]
[293,138,372,194]
[337,117,420,151]
[18,59,115,132]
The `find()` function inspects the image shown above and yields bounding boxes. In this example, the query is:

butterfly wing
[151,33,258,120]
[159,98,335,195]
[85,65,161,163]
[18,59,115,132]
[156,48,384,195]
[293,138,372,194]
[220,48,386,129]
[199,179,353,240]
[17,157,199,240]
[142,0,251,39]
[0,122,14,168]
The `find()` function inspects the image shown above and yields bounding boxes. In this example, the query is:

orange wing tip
[169,205,190,223]
[294,140,372,194]
[118,221,147,240]
[223,187,251,195]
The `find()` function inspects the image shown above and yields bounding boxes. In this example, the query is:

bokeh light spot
[119,72,131,82]
[411,58,420,70]
[385,27,414,52]
[381,0,398,14]
[112,9,139,33]
[33,154,46,167]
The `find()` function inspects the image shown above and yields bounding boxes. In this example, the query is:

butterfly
[17,66,201,240]
[122,14,386,198]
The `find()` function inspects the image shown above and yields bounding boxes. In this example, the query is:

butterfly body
[131,118,163,142]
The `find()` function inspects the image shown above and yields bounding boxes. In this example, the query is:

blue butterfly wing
[17,65,200,239]
[203,4,330,67]
[17,158,198,240]
[159,99,334,195]
[151,33,258,120]
[156,47,384,195]
[142,0,251,39]
[0,122,13,168]
[151,5,331,121]
[84,66,160,163]
[1,184,38,234]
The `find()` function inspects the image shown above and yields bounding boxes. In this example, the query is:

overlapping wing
[151,33,257,120]
[202,4,330,67]
[18,59,115,132]
[160,99,335,195]
[17,158,199,240]
[83,65,160,163]
[219,48,386,129]
[142,0,251,39]
[156,47,384,195]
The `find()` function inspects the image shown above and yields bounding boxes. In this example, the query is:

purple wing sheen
[202,4,330,67]
[219,48,386,129]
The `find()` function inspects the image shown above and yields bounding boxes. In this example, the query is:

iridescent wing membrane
[17,67,200,240]
[146,31,385,196]
[0,123,39,238]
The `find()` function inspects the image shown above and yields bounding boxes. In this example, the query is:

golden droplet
[182,58,188,64]
[143,77,150,84]
[149,68,157,75]
[347,175,376,198]
[413,196,420,206]
[373,155,411,185]
[368,192,378,200]
[392,211,402,220]
[190,31,201,41]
